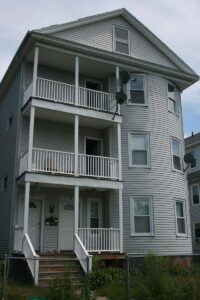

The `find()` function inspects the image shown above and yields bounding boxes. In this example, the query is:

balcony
[20,148,119,180]
[23,77,116,113]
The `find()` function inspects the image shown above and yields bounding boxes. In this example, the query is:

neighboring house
[0,8,199,284]
[185,133,200,254]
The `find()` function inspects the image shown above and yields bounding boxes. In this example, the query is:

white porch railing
[32,148,74,174]
[14,226,23,252]
[36,77,76,105]
[74,233,92,273]
[78,228,120,252]
[79,154,119,179]
[78,86,115,112]
[22,77,115,112]
[23,233,39,285]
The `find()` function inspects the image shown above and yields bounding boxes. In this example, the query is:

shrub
[47,271,81,300]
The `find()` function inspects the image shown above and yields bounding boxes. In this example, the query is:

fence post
[2,255,8,300]
[125,254,130,300]
[84,256,90,300]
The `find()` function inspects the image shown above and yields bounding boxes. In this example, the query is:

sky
[0,0,199,136]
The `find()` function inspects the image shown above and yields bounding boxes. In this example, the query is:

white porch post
[75,56,79,106]
[28,106,35,171]
[74,185,79,235]
[117,123,122,181]
[32,46,39,97]
[115,66,120,114]
[119,188,123,253]
[23,181,30,235]
[74,115,79,176]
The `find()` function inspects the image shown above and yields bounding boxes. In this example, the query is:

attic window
[114,26,129,54]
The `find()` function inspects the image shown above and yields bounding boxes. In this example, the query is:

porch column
[32,46,39,97]
[75,56,79,106]
[119,188,123,253]
[23,181,30,235]
[74,185,79,235]
[74,115,79,176]
[28,106,35,171]
[117,123,122,181]
[115,66,120,114]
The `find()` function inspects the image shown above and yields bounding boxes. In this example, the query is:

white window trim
[167,81,179,116]
[174,199,187,237]
[87,198,102,228]
[171,137,183,173]
[193,221,200,243]
[127,74,148,106]
[130,196,154,236]
[113,25,130,55]
[128,132,151,168]
[191,184,200,206]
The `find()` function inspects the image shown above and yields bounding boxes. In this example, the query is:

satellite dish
[120,71,130,85]
[115,88,127,105]
[184,153,195,165]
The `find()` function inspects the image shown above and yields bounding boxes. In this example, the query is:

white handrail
[36,77,76,105]
[78,86,116,112]
[78,228,120,252]
[32,148,74,174]
[78,154,119,179]
[23,233,39,285]
[74,233,92,274]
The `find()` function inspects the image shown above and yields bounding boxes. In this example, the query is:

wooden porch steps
[38,252,85,288]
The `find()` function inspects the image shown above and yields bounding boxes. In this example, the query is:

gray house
[0,8,199,284]
[185,133,200,254]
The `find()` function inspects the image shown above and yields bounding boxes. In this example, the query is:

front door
[85,138,102,176]
[59,198,74,250]
[28,199,42,251]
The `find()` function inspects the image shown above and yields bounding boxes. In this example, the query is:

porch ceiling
[27,47,115,79]
[23,105,115,129]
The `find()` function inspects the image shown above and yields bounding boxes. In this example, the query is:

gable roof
[36,8,197,76]
[185,132,200,147]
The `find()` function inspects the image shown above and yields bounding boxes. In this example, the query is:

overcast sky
[0,0,199,136]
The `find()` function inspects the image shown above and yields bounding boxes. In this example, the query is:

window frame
[171,137,182,172]
[130,196,154,236]
[128,132,150,168]
[193,222,200,243]
[127,74,148,106]
[167,82,179,116]
[190,150,197,169]
[191,184,200,205]
[113,25,130,55]
[175,199,187,237]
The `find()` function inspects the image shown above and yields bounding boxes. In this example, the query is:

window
[171,138,182,171]
[191,185,200,205]
[190,151,196,168]
[114,26,129,54]
[129,75,146,105]
[7,115,13,131]
[194,223,200,243]
[129,133,150,167]
[175,200,186,235]
[1,176,8,192]
[168,83,178,114]
[130,196,153,235]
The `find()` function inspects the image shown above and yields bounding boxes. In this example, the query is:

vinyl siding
[0,68,22,256]
[120,74,191,255]
[20,118,110,156]
[51,16,178,70]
